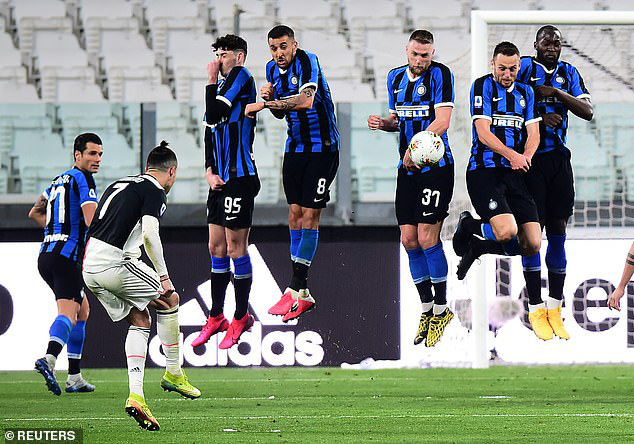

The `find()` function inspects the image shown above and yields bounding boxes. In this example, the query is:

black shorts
[395,165,454,225]
[466,167,539,226]
[524,149,574,222]
[37,253,84,304]
[282,152,339,209]
[207,175,260,229]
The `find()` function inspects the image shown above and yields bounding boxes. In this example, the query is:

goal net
[398,11,634,369]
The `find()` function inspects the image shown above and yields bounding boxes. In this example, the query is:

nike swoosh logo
[226,216,238,220]
[492,97,503,101]
[530,77,541,81]
[314,198,324,203]
[422,212,434,216]
[393,89,403,93]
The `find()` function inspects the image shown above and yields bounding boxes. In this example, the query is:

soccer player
[516,25,593,340]
[245,25,339,322]
[607,242,634,311]
[452,42,544,333]
[366,30,455,347]
[191,34,259,349]
[83,143,200,431]
[29,133,102,396]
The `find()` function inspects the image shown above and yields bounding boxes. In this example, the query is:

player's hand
[245,102,264,118]
[541,113,563,128]
[260,82,274,101]
[535,85,558,99]
[608,286,625,311]
[207,173,225,190]
[208,60,221,84]
[160,278,174,297]
[508,150,530,172]
[402,148,421,171]
[367,115,383,130]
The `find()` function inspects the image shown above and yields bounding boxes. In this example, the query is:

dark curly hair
[212,34,247,55]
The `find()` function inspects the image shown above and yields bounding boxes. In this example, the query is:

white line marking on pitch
[4,413,634,422]
[479,396,513,399]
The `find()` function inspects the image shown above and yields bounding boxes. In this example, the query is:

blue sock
[406,247,429,284]
[232,254,253,278]
[49,315,73,350]
[521,252,541,272]
[424,242,448,284]
[67,320,86,360]
[296,229,319,266]
[481,223,496,241]
[211,256,231,273]
[545,234,566,273]
[289,229,302,261]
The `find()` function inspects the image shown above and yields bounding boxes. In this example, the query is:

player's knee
[208,241,227,257]
[166,291,180,308]
[522,237,541,256]
[400,234,419,250]
[418,230,440,250]
[494,226,517,243]
[545,218,567,236]
[226,241,246,259]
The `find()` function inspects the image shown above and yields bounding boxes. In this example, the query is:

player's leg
[35,254,78,396]
[191,223,230,347]
[65,292,96,393]
[123,307,159,431]
[193,189,231,346]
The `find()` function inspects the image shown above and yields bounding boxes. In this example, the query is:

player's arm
[141,214,172,294]
[245,86,316,118]
[426,107,452,137]
[367,112,399,132]
[260,82,286,119]
[204,60,232,125]
[523,121,540,162]
[203,126,225,190]
[535,86,593,121]
[608,241,634,311]
[81,202,97,227]
[474,119,529,172]
[28,194,48,228]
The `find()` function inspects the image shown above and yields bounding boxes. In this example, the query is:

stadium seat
[277,0,338,31]
[297,30,362,82]
[410,0,467,31]
[328,80,375,102]
[472,0,540,10]
[535,0,600,10]
[212,0,275,36]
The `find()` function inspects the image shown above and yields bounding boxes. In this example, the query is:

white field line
[4,413,634,422]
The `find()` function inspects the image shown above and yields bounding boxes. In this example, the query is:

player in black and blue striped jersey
[516,25,594,341]
[246,25,340,322]
[453,43,545,339]
[193,35,259,350]
[28,133,102,395]
[367,30,455,347]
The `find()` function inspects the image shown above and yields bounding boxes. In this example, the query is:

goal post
[468,10,634,369]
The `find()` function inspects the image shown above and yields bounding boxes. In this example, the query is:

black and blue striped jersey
[517,56,590,155]
[204,66,257,182]
[469,74,541,170]
[40,166,98,262]
[387,62,454,174]
[265,48,339,154]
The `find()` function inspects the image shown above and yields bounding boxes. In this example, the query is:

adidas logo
[129,367,141,373]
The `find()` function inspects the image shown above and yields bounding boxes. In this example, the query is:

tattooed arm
[28,194,48,228]
[245,86,316,118]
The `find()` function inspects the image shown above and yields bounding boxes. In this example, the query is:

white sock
[157,307,182,376]
[421,302,433,313]
[528,302,545,313]
[125,326,149,398]
[433,304,447,315]
[67,372,82,382]
[545,296,562,309]
[45,354,57,370]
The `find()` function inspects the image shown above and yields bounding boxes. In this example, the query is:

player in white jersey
[83,142,200,431]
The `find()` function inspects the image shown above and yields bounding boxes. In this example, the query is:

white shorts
[83,259,160,322]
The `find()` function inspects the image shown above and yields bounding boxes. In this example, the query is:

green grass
[2,366,634,443]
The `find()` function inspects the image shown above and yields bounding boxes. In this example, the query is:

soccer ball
[408,131,445,167]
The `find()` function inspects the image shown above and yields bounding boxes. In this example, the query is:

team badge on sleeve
[474,96,483,108]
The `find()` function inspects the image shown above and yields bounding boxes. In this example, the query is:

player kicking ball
[83,143,200,431]
[191,34,259,349]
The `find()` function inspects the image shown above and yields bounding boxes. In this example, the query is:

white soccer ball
[408,131,445,167]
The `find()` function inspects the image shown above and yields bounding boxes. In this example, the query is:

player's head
[73,132,102,174]
[212,34,247,77]
[267,25,297,70]
[406,30,434,76]
[146,141,178,193]
[534,25,562,67]
[491,41,520,88]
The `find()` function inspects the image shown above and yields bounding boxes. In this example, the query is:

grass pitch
[2,366,634,443]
